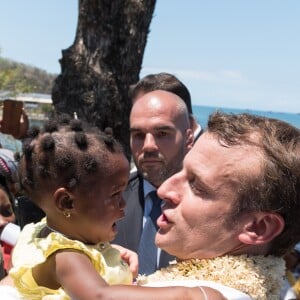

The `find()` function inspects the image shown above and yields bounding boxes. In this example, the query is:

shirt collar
[143,179,156,198]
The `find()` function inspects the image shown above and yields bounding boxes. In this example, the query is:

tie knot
[149,190,160,207]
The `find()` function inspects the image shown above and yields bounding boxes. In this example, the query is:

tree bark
[52,0,156,159]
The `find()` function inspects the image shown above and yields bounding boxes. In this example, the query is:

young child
[9,117,134,299]
[6,117,223,300]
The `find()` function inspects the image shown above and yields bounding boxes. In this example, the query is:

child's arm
[32,250,107,297]
[58,253,226,300]
[35,250,226,300]
[55,250,108,295]
[111,244,138,278]
[101,285,227,300]
[55,252,226,300]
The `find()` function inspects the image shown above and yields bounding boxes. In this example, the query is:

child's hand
[111,244,138,278]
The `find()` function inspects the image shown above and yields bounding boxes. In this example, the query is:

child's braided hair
[19,115,124,201]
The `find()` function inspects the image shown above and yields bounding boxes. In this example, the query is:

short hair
[207,111,300,256]
[19,115,124,203]
[129,73,193,114]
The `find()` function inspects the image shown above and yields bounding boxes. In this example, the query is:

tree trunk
[52,0,156,159]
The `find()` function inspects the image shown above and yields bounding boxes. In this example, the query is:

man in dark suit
[113,89,194,275]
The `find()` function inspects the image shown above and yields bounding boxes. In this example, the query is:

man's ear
[53,187,74,214]
[238,212,285,245]
[185,128,194,151]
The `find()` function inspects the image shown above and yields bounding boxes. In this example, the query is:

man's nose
[143,133,158,151]
[157,171,182,205]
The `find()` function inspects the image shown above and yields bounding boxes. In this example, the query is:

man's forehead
[185,132,262,177]
[131,91,185,115]
[130,124,176,132]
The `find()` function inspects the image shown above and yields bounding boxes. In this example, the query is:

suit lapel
[113,173,144,251]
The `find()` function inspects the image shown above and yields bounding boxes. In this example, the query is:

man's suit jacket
[113,171,174,270]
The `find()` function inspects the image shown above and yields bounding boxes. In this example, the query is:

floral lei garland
[137,255,285,300]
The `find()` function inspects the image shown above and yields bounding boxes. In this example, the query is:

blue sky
[0,1,299,113]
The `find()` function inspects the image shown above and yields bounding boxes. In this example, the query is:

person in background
[116,72,202,274]
[0,179,16,279]
[0,149,19,278]
[113,90,194,275]
[0,149,20,196]
[129,72,202,141]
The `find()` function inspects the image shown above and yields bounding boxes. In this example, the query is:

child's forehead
[85,154,129,188]
[100,151,129,168]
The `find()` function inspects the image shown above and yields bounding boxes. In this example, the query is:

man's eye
[132,132,145,139]
[189,181,198,192]
[156,131,168,137]
[189,181,205,196]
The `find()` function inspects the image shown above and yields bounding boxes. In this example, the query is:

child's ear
[238,212,284,245]
[53,187,74,214]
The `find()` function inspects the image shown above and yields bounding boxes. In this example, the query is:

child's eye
[0,205,14,217]
[111,191,122,199]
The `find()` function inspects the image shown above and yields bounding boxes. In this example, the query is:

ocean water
[193,105,300,129]
[1,105,298,153]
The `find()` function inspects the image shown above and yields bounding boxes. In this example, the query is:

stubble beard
[138,147,186,187]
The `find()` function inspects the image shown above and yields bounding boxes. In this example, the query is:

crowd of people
[0,73,299,299]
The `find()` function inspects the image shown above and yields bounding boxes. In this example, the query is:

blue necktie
[138,191,162,275]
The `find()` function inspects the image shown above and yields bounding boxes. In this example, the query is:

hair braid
[19,117,124,202]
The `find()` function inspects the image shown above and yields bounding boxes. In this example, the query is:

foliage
[0,57,56,94]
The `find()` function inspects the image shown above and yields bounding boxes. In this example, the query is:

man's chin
[155,231,171,250]
[142,167,176,187]
[142,171,164,186]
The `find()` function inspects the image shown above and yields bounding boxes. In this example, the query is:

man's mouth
[157,212,172,230]
[141,159,162,165]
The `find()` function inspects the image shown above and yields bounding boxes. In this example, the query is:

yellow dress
[9,219,132,300]
[286,270,300,299]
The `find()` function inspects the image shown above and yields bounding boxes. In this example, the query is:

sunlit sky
[0,1,300,113]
